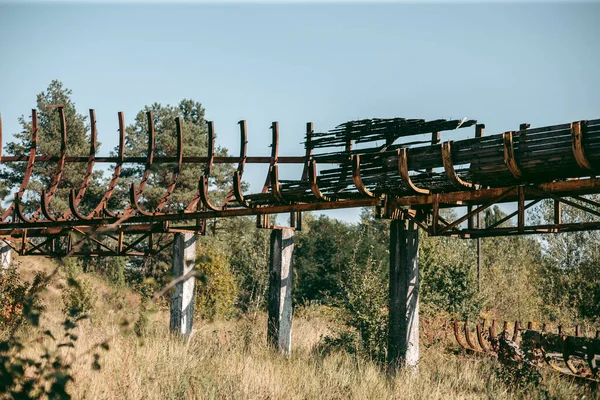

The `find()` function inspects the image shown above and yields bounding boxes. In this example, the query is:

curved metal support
[309,160,330,201]
[135,111,157,195]
[130,118,183,216]
[199,175,224,211]
[476,320,490,353]
[502,131,522,179]
[512,320,521,341]
[352,154,376,198]
[197,121,234,211]
[64,109,98,220]
[129,183,154,217]
[40,190,56,221]
[261,122,279,193]
[3,109,38,221]
[229,120,251,208]
[206,121,215,176]
[98,112,126,218]
[111,111,159,220]
[270,164,287,204]
[14,192,36,224]
[31,107,68,221]
[454,320,469,351]
[442,141,475,189]
[571,121,593,171]
[153,117,183,213]
[301,122,314,180]
[489,319,497,340]
[464,318,480,352]
[232,170,249,208]
[68,189,92,221]
[397,148,430,194]
[238,120,247,174]
[561,336,579,374]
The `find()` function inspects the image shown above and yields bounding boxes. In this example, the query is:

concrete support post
[267,228,294,356]
[170,232,196,337]
[0,241,11,273]
[388,219,419,373]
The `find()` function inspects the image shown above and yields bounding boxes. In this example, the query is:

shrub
[0,267,108,399]
[0,264,47,333]
[61,277,96,319]
[334,241,388,363]
[195,242,238,321]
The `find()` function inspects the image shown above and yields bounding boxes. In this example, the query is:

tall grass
[4,256,598,399]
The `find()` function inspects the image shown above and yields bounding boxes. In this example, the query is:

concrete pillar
[0,241,11,273]
[170,232,196,337]
[388,219,419,373]
[267,228,294,356]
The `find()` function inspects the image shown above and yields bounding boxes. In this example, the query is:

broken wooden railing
[454,318,600,382]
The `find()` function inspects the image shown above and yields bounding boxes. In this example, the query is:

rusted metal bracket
[397,148,430,194]
[5,110,38,221]
[441,141,476,190]
[352,154,377,198]
[33,106,67,221]
[65,109,99,220]
[571,121,594,172]
[99,112,126,218]
[309,160,330,201]
[502,131,522,179]
[232,120,250,208]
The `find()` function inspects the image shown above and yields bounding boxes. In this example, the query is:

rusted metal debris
[1,106,600,256]
[453,319,600,382]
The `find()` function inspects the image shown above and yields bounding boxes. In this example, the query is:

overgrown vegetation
[2,81,600,398]
[0,263,109,399]
[2,256,599,399]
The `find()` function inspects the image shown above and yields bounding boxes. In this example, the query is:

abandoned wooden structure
[1,106,600,371]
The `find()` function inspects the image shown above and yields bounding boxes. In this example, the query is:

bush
[195,242,238,321]
[0,264,46,333]
[337,245,388,363]
[420,234,480,318]
[61,277,96,319]
[1,267,109,399]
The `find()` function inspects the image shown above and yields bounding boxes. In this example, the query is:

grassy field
[4,256,598,399]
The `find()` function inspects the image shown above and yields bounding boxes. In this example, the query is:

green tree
[294,214,356,302]
[1,80,104,216]
[535,196,600,323]
[0,81,122,273]
[215,216,271,312]
[419,232,480,318]
[194,239,238,320]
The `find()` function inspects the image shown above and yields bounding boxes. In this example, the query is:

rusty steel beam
[442,141,475,190]
[64,109,99,220]
[0,155,311,164]
[398,148,430,195]
[391,178,600,207]
[2,109,600,255]
[0,197,384,230]
[32,106,67,222]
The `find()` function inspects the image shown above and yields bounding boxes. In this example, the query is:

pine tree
[1,80,104,216]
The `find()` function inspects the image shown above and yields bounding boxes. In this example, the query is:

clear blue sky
[1,2,599,222]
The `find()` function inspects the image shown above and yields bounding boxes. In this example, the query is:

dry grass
[5,256,598,400]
